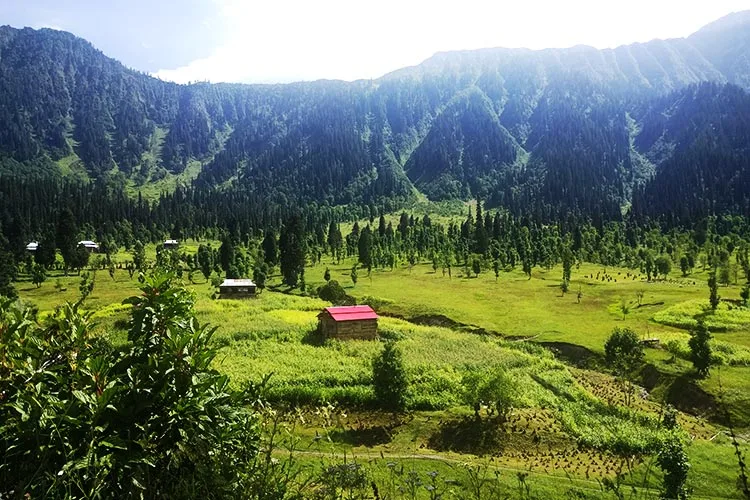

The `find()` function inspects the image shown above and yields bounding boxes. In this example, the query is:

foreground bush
[0,272,261,498]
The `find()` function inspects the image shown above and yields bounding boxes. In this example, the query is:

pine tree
[219,234,235,277]
[197,244,213,281]
[358,226,373,269]
[132,240,146,271]
[56,208,78,275]
[688,319,712,378]
[279,215,306,288]
[261,229,278,267]
[0,249,16,298]
[708,270,720,310]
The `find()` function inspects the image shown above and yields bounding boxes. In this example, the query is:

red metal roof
[323,305,378,322]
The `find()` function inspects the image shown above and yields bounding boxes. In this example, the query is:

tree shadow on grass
[666,374,720,422]
[428,416,507,456]
[329,425,393,447]
[301,328,325,346]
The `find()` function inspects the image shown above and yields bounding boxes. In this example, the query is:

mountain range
[1,11,750,222]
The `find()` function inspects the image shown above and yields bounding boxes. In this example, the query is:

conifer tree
[279,214,306,288]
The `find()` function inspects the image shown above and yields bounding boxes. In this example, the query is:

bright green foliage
[604,327,644,374]
[132,239,146,271]
[73,244,90,272]
[688,319,712,378]
[604,327,644,405]
[680,255,690,276]
[0,273,261,498]
[31,263,47,288]
[317,462,370,499]
[462,366,518,421]
[662,404,679,431]
[562,244,574,283]
[79,270,95,300]
[318,280,348,305]
[471,258,481,277]
[372,341,408,411]
[253,262,268,293]
[655,255,672,279]
[656,436,691,500]
[350,264,358,287]
[741,282,750,306]
[708,270,720,310]
[719,265,731,286]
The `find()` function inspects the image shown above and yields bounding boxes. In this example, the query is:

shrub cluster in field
[212,293,672,454]
[653,299,750,331]
[664,338,750,367]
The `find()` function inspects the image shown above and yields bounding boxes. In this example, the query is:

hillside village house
[164,239,180,249]
[26,241,39,252]
[317,305,378,340]
[219,278,257,298]
[78,240,99,253]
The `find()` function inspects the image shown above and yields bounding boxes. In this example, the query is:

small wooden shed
[318,305,378,340]
[219,278,257,298]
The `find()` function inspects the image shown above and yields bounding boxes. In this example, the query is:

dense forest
[1,12,750,262]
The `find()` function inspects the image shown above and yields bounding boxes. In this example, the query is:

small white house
[219,279,257,298]
[26,241,39,252]
[78,240,100,252]
[164,239,180,249]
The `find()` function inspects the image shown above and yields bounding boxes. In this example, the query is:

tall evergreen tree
[219,234,236,277]
[358,225,373,270]
[279,214,306,288]
[56,208,78,275]
[261,229,278,267]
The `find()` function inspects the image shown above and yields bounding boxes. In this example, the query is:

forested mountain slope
[1,11,750,220]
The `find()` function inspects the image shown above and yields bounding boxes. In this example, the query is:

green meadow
[14,241,750,499]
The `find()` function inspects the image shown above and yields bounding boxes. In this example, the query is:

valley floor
[15,246,750,499]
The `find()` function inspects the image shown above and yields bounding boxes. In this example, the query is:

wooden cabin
[219,278,256,298]
[318,305,378,340]
[164,239,180,249]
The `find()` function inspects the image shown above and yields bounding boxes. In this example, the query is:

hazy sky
[3,1,749,83]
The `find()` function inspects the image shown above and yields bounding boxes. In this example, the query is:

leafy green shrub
[689,320,713,378]
[664,339,691,360]
[657,436,691,500]
[372,341,408,411]
[461,366,518,420]
[0,273,262,498]
[378,326,407,342]
[317,279,350,305]
[604,327,644,406]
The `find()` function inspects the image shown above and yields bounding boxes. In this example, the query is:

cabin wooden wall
[319,314,377,340]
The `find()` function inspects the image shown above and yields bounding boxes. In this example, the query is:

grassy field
[14,243,750,499]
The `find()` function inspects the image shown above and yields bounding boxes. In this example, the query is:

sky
[2,0,749,84]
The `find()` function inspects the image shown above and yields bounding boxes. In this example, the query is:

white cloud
[152,0,750,84]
